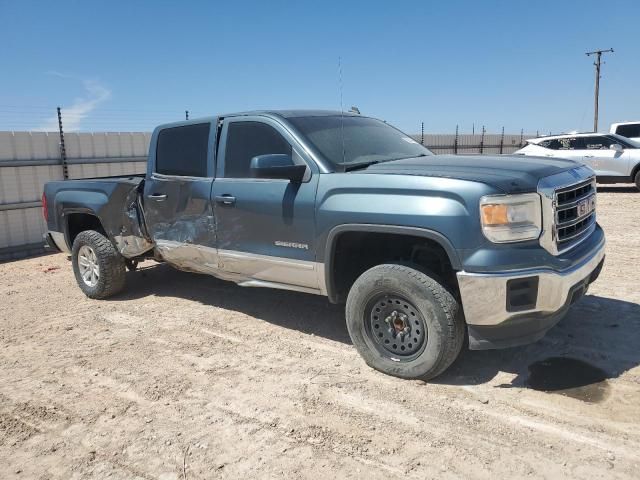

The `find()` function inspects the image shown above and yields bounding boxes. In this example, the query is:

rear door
[211,116,321,291]
[551,136,587,164]
[143,122,219,273]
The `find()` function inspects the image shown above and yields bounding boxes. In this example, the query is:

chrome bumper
[457,239,605,326]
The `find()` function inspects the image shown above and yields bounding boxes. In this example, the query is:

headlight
[479,193,542,243]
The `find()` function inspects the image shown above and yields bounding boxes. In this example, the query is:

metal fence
[0,131,149,260]
[0,128,535,260]
[412,131,534,155]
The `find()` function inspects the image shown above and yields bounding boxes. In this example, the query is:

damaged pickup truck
[43,111,605,380]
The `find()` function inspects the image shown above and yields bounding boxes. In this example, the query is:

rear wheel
[635,170,640,191]
[346,264,464,380]
[72,230,126,299]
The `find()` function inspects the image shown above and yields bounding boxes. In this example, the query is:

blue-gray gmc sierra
[42,111,605,380]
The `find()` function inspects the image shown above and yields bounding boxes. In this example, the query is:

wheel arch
[323,224,462,303]
[64,209,107,249]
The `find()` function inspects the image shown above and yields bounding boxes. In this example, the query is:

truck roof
[610,120,640,127]
[155,110,362,131]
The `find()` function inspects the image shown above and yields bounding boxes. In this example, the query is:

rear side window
[156,123,210,177]
[223,121,292,178]
[615,124,640,138]
[556,137,584,150]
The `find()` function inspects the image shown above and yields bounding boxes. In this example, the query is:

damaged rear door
[143,121,219,274]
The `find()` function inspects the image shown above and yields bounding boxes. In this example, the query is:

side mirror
[250,154,307,182]
[610,143,623,152]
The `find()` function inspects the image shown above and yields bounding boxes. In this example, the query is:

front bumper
[457,235,605,350]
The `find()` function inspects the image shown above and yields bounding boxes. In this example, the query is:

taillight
[42,192,48,221]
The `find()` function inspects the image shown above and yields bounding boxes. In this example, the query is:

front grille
[553,178,596,250]
[557,182,592,205]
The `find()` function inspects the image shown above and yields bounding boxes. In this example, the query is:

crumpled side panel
[154,239,220,275]
[114,183,154,258]
[151,215,215,246]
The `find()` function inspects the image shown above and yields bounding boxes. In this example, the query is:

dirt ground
[1,186,639,480]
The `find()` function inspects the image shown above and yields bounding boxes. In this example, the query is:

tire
[71,230,126,299]
[635,170,640,191]
[346,264,465,380]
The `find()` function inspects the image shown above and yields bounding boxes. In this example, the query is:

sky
[1,0,639,134]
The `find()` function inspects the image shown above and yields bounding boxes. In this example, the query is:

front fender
[315,173,497,259]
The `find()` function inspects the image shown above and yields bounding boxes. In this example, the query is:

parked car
[42,110,605,380]
[610,121,640,144]
[515,132,640,189]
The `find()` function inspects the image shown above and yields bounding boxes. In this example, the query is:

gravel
[0,185,638,479]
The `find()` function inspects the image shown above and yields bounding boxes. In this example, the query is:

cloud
[39,75,111,131]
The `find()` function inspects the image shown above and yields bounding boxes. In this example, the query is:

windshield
[287,115,433,169]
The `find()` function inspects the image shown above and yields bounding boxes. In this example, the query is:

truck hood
[359,154,579,193]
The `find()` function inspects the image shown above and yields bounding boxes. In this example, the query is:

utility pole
[585,48,614,132]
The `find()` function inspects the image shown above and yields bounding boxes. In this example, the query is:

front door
[581,136,629,177]
[211,116,320,291]
[143,122,218,274]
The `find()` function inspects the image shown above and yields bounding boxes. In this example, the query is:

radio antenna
[338,56,345,165]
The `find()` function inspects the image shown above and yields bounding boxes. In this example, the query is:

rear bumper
[457,235,605,350]
[45,231,70,253]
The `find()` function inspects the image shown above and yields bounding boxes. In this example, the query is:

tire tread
[346,263,464,380]
[72,230,126,299]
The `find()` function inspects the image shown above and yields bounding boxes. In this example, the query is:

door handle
[215,195,236,206]
[584,155,594,158]
[148,193,167,200]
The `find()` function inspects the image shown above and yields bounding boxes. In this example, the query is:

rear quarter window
[537,139,563,150]
[156,123,211,177]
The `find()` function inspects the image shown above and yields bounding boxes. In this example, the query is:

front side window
[223,121,292,178]
[583,136,614,150]
[156,123,210,177]
[287,115,433,169]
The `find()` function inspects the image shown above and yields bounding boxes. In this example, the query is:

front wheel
[72,230,126,299]
[635,170,640,191]
[346,264,464,380]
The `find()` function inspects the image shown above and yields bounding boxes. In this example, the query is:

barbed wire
[0,104,544,135]
[0,104,201,132]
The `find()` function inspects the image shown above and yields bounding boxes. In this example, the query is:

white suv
[610,121,640,143]
[515,133,640,190]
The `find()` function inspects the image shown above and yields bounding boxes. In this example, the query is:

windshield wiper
[343,160,381,172]
[343,153,430,172]
[343,153,429,172]
[386,153,429,162]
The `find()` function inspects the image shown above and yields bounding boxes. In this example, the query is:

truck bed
[43,175,151,258]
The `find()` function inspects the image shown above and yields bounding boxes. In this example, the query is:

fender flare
[323,224,461,303]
